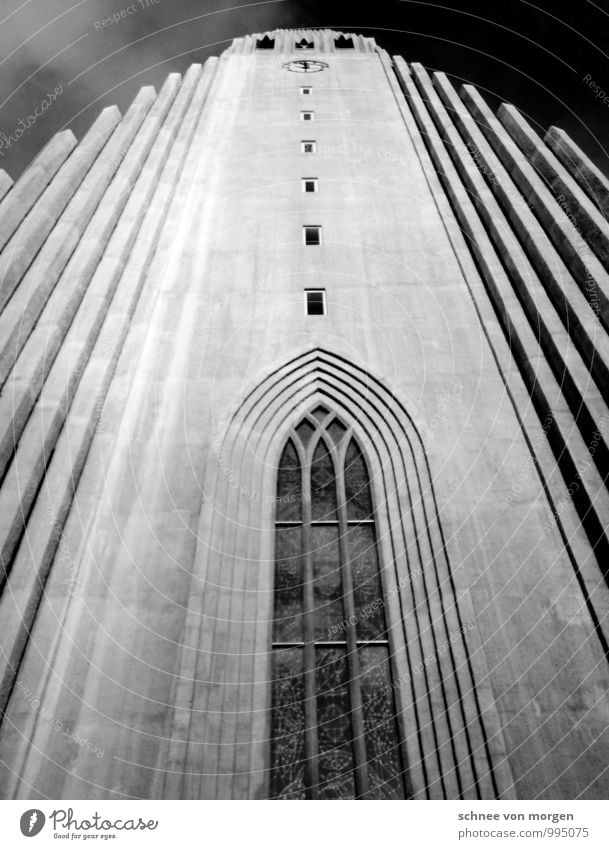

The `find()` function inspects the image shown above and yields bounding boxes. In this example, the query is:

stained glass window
[270,412,408,799]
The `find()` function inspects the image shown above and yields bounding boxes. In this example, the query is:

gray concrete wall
[0,30,608,800]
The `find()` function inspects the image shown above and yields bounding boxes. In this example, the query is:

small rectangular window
[304,226,322,246]
[300,86,312,95]
[301,140,316,153]
[302,178,318,193]
[301,111,314,122]
[305,290,326,315]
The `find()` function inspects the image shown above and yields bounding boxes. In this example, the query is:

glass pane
[274,527,304,643]
[327,418,347,449]
[316,648,356,799]
[271,648,308,799]
[347,525,386,640]
[276,440,302,522]
[295,419,316,447]
[312,525,345,640]
[305,227,320,245]
[359,646,407,799]
[306,291,324,314]
[311,439,337,521]
[344,439,373,520]
[311,405,329,422]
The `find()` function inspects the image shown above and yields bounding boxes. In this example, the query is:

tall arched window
[270,406,409,799]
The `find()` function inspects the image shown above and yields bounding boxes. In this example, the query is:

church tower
[0,29,608,800]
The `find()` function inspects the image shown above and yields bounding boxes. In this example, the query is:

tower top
[226,29,380,54]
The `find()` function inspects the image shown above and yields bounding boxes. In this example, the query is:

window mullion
[302,463,320,800]
[336,464,370,799]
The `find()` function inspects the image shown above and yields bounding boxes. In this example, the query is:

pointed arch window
[270,406,409,800]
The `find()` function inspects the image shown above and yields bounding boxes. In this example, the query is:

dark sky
[0,0,608,178]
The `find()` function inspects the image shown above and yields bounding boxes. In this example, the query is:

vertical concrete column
[395,55,609,800]
[431,80,609,398]
[391,55,526,801]
[0,114,118,314]
[545,126,609,220]
[0,90,162,591]
[0,71,191,664]
[0,60,219,797]
[0,76,182,482]
[0,90,157,386]
[428,70,609,469]
[0,132,76,253]
[0,171,13,203]
[395,52,609,645]
[499,104,609,273]
[425,66,609,558]
[462,87,609,330]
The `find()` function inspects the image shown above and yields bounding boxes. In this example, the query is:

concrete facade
[0,29,608,800]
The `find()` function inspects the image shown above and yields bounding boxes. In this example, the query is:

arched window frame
[270,405,409,800]
[165,349,508,801]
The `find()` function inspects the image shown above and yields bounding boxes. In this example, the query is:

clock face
[283,59,329,73]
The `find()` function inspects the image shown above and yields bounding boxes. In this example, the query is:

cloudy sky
[0,0,607,177]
